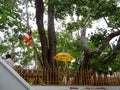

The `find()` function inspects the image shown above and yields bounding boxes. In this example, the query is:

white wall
[0,59,31,90]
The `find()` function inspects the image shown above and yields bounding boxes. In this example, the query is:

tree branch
[102,37,120,63]
[80,0,107,54]
[93,30,120,57]
[103,17,120,31]
[80,12,92,53]
[31,39,43,67]
[80,27,90,53]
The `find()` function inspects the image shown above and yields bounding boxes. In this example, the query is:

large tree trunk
[35,0,58,84]
[48,0,57,68]
[47,0,58,84]
[35,0,49,68]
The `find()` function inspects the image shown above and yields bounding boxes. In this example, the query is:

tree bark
[48,0,57,68]
[35,0,58,84]
[35,0,49,67]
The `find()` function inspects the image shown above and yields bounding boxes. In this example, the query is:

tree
[34,0,120,84]
[35,0,58,84]
[0,0,36,67]
[0,0,26,59]
[35,0,57,68]
[1,0,120,85]
[53,0,120,69]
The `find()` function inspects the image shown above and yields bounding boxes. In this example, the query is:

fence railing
[14,66,120,86]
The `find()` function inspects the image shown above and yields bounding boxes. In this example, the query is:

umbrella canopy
[53,52,74,62]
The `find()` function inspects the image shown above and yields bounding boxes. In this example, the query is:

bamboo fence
[14,66,120,86]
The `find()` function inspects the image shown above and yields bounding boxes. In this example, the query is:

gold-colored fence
[14,66,120,86]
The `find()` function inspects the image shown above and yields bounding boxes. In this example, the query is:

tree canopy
[0,0,120,73]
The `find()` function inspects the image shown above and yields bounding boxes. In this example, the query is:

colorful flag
[23,28,32,46]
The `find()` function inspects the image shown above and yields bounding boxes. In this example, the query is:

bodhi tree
[35,0,120,69]
[54,0,120,84]
[35,0,120,84]
[35,0,57,68]
[35,0,59,84]
[2,0,120,85]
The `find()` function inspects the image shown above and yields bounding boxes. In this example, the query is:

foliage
[89,50,120,73]
[54,0,119,70]
[90,28,108,47]
[55,29,83,70]
[0,0,34,67]
[108,7,120,27]
[0,0,120,72]
[54,0,117,20]
[88,27,120,73]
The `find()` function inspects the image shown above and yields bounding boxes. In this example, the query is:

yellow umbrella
[53,52,74,84]
[53,52,74,62]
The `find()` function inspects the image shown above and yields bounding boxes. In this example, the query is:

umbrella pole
[64,62,68,71]
[64,62,69,85]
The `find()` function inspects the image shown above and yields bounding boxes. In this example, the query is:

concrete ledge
[32,86,120,90]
